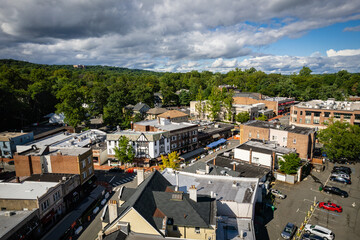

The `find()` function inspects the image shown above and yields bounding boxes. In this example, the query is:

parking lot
[265,161,360,240]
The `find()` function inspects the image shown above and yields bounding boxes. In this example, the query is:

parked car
[323,186,348,198]
[331,169,350,176]
[301,233,325,240]
[330,176,351,184]
[7,160,14,165]
[271,189,286,199]
[109,167,122,173]
[281,222,296,239]
[332,166,352,174]
[319,202,342,213]
[330,172,350,180]
[304,224,334,240]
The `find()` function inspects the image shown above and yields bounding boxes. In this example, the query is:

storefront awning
[206,138,227,148]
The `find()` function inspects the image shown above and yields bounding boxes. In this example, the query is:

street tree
[207,86,222,121]
[114,136,135,168]
[317,120,360,162]
[160,151,180,170]
[236,111,250,123]
[195,87,206,119]
[223,90,234,122]
[255,114,267,121]
[279,153,301,174]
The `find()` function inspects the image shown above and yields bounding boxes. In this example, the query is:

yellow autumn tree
[160,151,180,170]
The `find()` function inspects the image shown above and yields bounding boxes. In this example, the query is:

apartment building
[240,120,315,159]
[290,99,360,129]
[133,118,198,154]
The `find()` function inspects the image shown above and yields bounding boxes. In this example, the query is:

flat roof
[51,129,106,148]
[162,168,258,204]
[295,99,360,111]
[243,120,314,135]
[0,181,59,200]
[135,119,197,131]
[0,210,38,239]
[0,131,31,141]
[237,140,295,155]
[24,173,77,182]
[48,147,91,156]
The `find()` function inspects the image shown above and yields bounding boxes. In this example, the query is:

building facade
[0,131,34,158]
[290,99,360,129]
[240,120,315,159]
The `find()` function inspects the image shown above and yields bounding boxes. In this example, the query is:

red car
[319,202,342,213]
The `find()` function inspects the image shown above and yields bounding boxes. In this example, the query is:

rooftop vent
[232,181,238,187]
[5,211,15,217]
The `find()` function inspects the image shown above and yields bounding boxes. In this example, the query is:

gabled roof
[147,108,168,115]
[107,131,170,142]
[133,102,150,112]
[157,110,188,119]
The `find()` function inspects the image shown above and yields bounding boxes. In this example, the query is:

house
[107,130,171,165]
[0,181,63,227]
[234,140,296,170]
[157,110,189,123]
[154,92,164,107]
[0,131,34,159]
[14,147,94,185]
[146,107,168,120]
[97,170,216,240]
[162,168,262,240]
[133,119,198,154]
[240,120,315,159]
[290,99,360,129]
[133,102,151,115]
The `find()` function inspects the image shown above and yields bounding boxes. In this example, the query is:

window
[313,119,319,124]
[299,118,302,123]
[334,113,341,118]
[155,149,158,155]
[324,112,330,118]
[305,119,311,124]
[171,144,177,149]
[193,137,197,143]
[256,133,259,138]
[355,114,360,120]
[248,132,252,138]
[193,130,197,135]
[252,157,260,164]
[283,137,287,143]
[272,135,277,141]
[88,167,93,175]
[305,111,312,116]
[53,191,60,202]
[323,120,329,125]
[83,171,87,179]
[82,160,86,168]
[178,135,181,140]
[172,136,177,141]
[294,110,297,114]
[314,112,320,117]
[195,227,200,234]
[293,139,296,144]
[154,141,157,146]
[41,199,50,211]
[343,113,352,119]
[300,111,303,115]
[293,117,297,122]
[173,225,178,231]
[88,156,91,164]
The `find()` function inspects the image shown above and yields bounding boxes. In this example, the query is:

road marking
[316,208,341,217]
[296,208,299,213]
[324,173,331,186]
[304,198,315,203]
[310,187,320,193]
[109,176,115,183]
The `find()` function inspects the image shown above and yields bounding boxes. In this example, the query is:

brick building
[290,99,360,129]
[0,131,34,159]
[14,147,93,185]
[240,120,315,159]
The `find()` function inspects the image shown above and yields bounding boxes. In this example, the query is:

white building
[162,168,261,240]
[106,130,171,159]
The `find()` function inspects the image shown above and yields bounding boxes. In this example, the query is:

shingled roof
[157,110,188,119]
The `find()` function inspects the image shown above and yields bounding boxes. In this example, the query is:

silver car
[271,189,286,199]
[331,172,350,180]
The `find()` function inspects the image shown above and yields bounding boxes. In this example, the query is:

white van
[304,224,334,239]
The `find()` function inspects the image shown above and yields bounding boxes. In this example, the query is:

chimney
[175,172,179,191]
[233,163,236,171]
[108,200,118,223]
[249,148,252,164]
[213,158,216,165]
[272,151,276,170]
[130,121,134,130]
[189,185,197,202]
[205,164,210,174]
[137,169,144,186]
[15,177,20,183]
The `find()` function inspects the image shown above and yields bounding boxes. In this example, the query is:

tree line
[1,59,359,130]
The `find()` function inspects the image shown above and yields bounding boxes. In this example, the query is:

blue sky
[0,0,359,74]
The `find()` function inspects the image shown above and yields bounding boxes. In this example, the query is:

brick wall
[0,199,38,211]
[233,97,278,114]
[287,132,314,159]
[240,124,270,144]
[14,155,32,177]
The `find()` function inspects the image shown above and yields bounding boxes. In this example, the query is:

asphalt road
[264,161,360,240]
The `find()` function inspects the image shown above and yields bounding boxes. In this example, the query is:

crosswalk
[111,175,135,187]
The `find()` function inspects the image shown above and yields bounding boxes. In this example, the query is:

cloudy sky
[1,0,360,74]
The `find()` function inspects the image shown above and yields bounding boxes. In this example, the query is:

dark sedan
[281,222,296,239]
[332,166,352,174]
[330,176,351,184]
[301,233,324,240]
[323,186,348,198]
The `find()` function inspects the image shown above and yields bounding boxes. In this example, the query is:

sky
[0,0,360,74]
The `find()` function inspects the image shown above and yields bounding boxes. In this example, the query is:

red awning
[41,210,55,224]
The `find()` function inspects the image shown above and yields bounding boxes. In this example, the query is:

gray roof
[133,103,150,112]
[0,210,38,239]
[105,171,215,235]
[243,120,314,135]
[237,140,295,155]
[146,108,168,115]
[0,181,59,200]
[107,131,170,142]
[183,161,240,177]
[135,119,197,132]
[233,92,263,100]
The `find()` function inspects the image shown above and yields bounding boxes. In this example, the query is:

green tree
[255,114,268,121]
[236,111,250,123]
[178,90,191,106]
[279,153,301,174]
[317,120,360,162]
[195,87,206,119]
[299,66,312,76]
[55,84,89,128]
[207,86,222,121]
[114,136,135,167]
[223,90,234,122]
[160,151,180,170]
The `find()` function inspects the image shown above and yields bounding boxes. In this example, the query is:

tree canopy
[114,136,135,166]
[236,111,250,123]
[317,120,360,162]
[160,151,180,170]
[279,153,302,174]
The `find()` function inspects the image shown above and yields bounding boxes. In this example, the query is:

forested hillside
[1,59,359,131]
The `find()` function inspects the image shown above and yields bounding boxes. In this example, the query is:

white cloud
[326,48,360,57]
[343,25,360,32]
